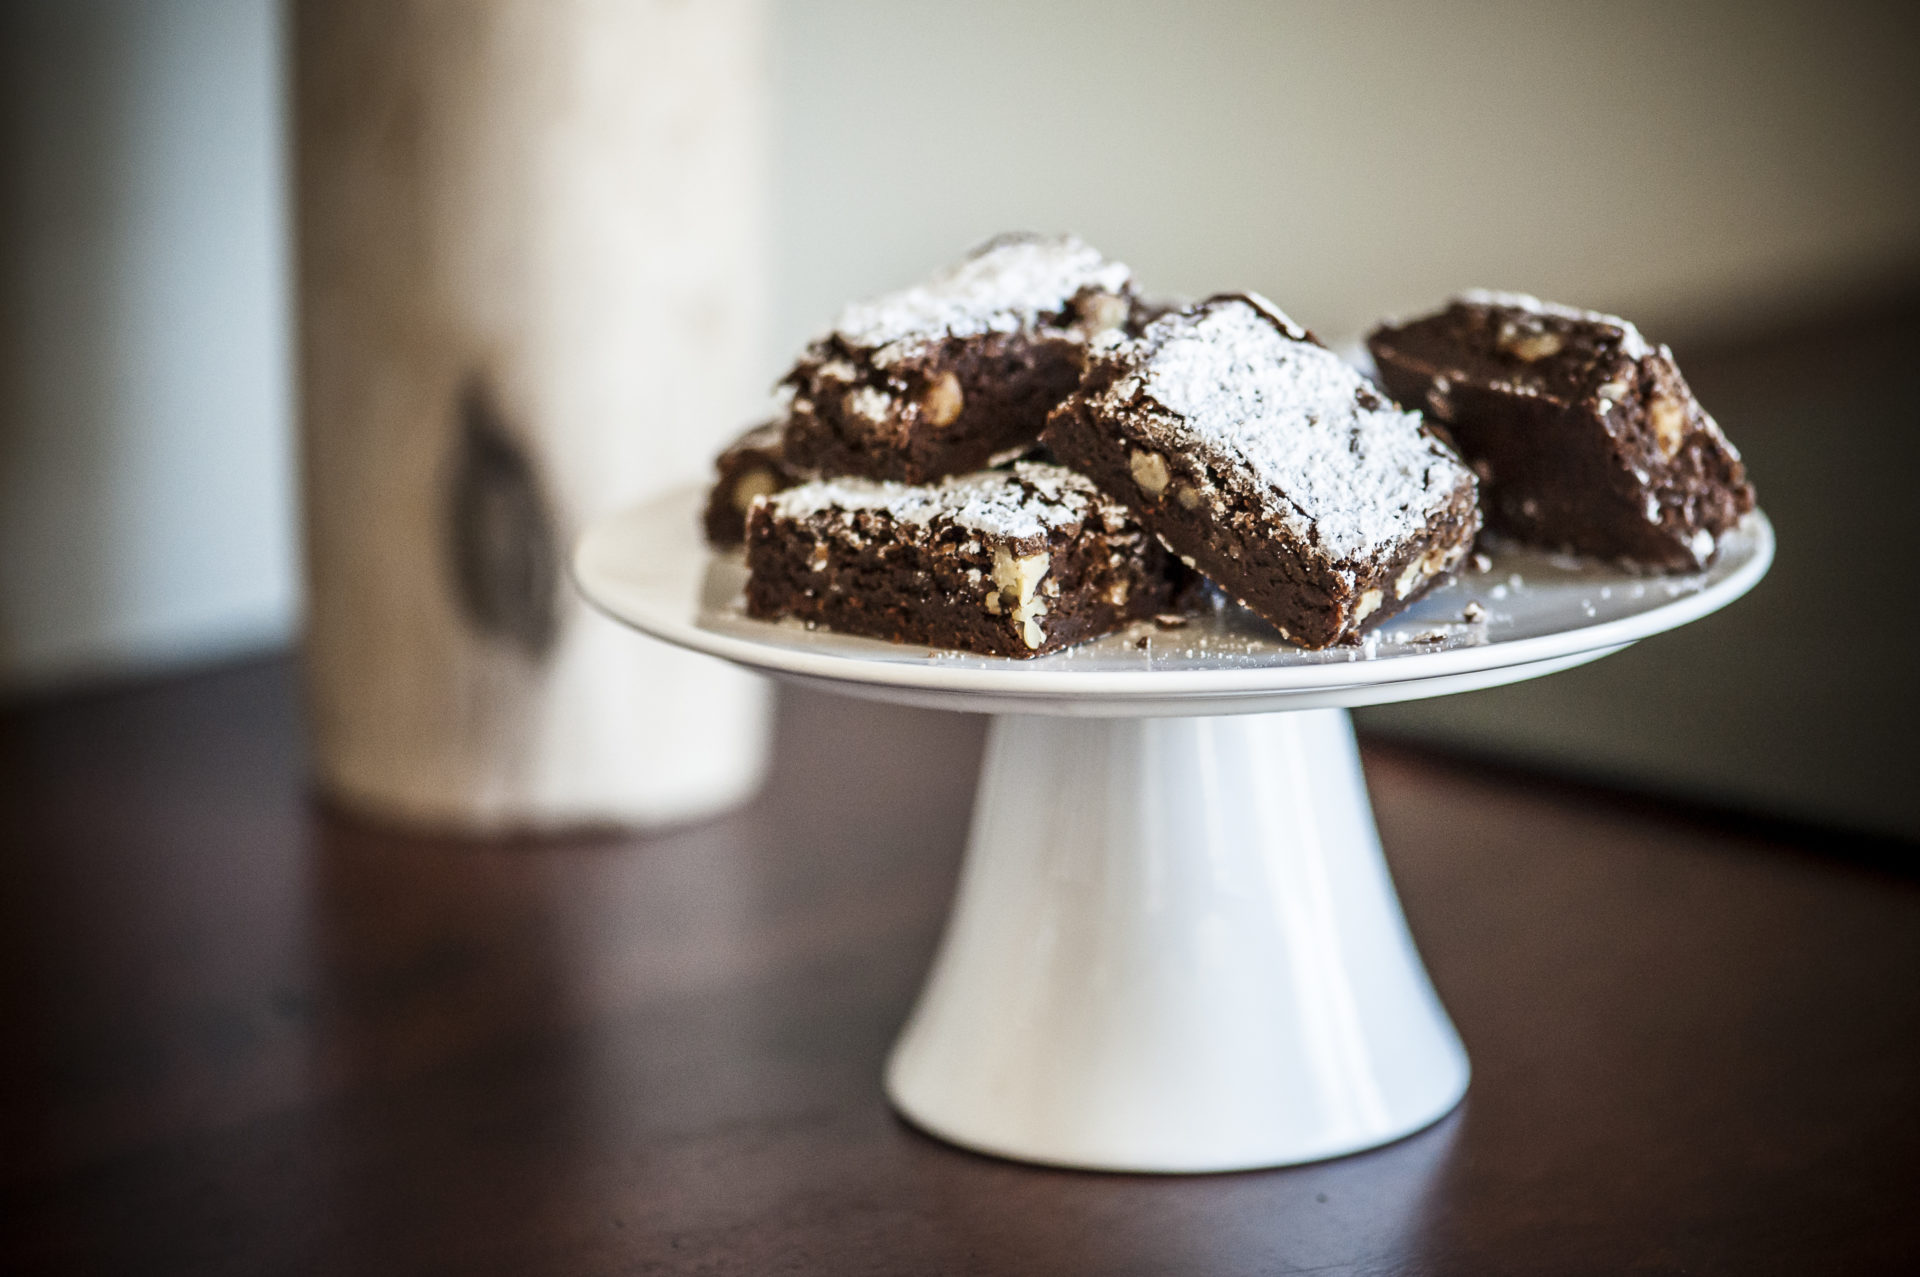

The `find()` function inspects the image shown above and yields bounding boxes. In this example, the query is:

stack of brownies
[704,234,1755,659]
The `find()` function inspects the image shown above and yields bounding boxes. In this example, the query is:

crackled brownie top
[763,460,1125,546]
[822,234,1133,363]
[1080,294,1474,563]
[1384,291,1662,402]
[1455,289,1652,356]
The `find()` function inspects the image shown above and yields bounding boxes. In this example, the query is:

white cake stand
[574,487,1772,1173]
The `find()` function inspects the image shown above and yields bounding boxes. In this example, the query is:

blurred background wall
[765,1,1919,357]
[3,1,1916,831]
[1,0,292,690]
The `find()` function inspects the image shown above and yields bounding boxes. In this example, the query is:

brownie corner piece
[703,418,808,547]
[777,234,1135,484]
[743,461,1191,658]
[1043,293,1481,649]
[1366,291,1755,570]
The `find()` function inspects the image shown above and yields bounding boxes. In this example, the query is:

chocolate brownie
[777,234,1135,484]
[1043,294,1481,649]
[702,419,809,546]
[743,461,1195,658]
[1367,291,1754,569]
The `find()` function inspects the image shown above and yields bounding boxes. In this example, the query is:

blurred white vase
[295,0,771,833]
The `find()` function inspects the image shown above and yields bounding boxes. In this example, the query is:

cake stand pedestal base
[885,707,1469,1173]
[576,487,1772,1173]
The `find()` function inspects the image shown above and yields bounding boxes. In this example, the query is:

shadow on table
[895,1104,1467,1274]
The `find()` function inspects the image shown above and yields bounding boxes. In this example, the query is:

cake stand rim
[572,485,1772,709]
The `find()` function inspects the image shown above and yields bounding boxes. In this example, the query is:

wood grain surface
[3,657,1916,1274]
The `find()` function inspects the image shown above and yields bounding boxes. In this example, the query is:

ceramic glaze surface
[885,709,1468,1171]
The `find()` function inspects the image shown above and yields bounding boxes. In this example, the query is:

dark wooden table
[3,657,1916,1274]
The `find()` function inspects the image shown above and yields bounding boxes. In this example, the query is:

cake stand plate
[574,487,1772,1172]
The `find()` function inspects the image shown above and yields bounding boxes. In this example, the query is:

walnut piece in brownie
[1367,291,1754,570]
[743,462,1196,658]
[703,419,810,547]
[778,234,1135,484]
[1043,294,1481,649]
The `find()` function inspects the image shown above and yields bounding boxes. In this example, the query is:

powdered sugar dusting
[766,461,1109,542]
[828,234,1131,355]
[1100,296,1473,562]
[1458,289,1653,359]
